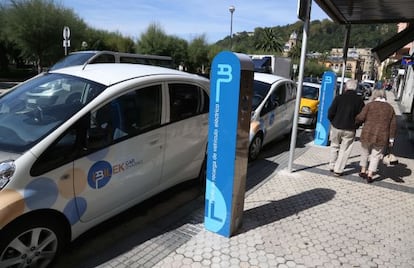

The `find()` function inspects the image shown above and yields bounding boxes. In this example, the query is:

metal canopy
[314,0,414,24]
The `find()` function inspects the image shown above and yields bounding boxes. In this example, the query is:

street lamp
[229,5,235,50]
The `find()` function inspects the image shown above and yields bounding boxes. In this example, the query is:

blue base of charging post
[314,71,336,146]
[204,51,253,237]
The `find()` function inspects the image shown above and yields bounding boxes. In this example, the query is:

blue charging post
[204,51,254,237]
[314,71,337,146]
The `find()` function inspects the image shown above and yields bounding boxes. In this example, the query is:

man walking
[328,79,365,176]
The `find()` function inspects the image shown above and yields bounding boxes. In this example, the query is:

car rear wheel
[249,134,263,162]
[0,217,65,268]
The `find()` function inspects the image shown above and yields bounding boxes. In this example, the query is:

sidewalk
[94,91,414,268]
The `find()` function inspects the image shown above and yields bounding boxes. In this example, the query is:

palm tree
[255,27,284,54]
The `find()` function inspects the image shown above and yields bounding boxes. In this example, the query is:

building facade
[327,47,376,80]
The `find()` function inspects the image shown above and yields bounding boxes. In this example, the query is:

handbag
[383,146,398,166]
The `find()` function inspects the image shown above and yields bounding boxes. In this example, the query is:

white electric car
[0,63,209,267]
[248,73,297,161]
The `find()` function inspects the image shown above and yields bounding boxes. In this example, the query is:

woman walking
[355,89,397,183]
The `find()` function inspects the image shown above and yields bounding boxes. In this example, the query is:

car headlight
[0,160,15,189]
[300,106,312,114]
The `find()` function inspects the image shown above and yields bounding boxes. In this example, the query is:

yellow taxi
[298,82,321,128]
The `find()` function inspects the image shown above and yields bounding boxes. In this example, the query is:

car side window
[261,98,275,116]
[90,85,162,146]
[120,57,146,64]
[273,83,287,106]
[169,83,209,123]
[134,85,162,132]
[30,85,162,176]
[91,54,116,63]
[30,119,88,176]
[286,82,297,101]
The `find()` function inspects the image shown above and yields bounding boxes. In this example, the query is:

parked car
[298,82,321,128]
[249,73,297,161]
[0,63,209,267]
[361,79,375,91]
[356,83,371,99]
[303,76,321,84]
[49,50,175,71]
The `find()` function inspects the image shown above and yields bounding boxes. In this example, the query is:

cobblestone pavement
[86,91,414,268]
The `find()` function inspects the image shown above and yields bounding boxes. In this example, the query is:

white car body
[248,73,297,161]
[0,63,209,267]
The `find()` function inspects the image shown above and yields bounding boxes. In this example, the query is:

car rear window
[50,52,96,70]
[302,85,319,100]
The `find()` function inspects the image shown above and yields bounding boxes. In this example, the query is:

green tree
[166,36,188,68]
[187,35,209,74]
[229,31,255,54]
[255,27,284,54]
[3,0,88,72]
[136,23,171,56]
[203,44,231,76]
[99,30,135,52]
[136,23,190,69]
[0,5,10,71]
[304,60,330,78]
[80,28,112,51]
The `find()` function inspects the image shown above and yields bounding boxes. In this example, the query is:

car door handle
[149,139,158,145]
[148,134,161,145]
[60,173,70,180]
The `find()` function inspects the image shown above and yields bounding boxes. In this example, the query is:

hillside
[215,19,398,53]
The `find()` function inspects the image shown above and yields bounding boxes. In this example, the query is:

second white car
[249,73,297,161]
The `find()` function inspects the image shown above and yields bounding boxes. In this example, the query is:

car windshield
[252,80,271,110]
[302,85,319,100]
[0,73,106,153]
[49,52,96,70]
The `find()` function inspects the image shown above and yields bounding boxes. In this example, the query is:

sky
[59,0,330,44]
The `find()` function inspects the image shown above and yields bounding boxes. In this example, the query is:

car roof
[254,72,289,84]
[302,82,321,88]
[50,63,208,86]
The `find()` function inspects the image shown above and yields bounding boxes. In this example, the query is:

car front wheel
[0,217,65,268]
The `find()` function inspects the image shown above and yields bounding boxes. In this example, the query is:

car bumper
[298,115,315,125]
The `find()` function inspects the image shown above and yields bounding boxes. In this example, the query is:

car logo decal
[87,161,112,189]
